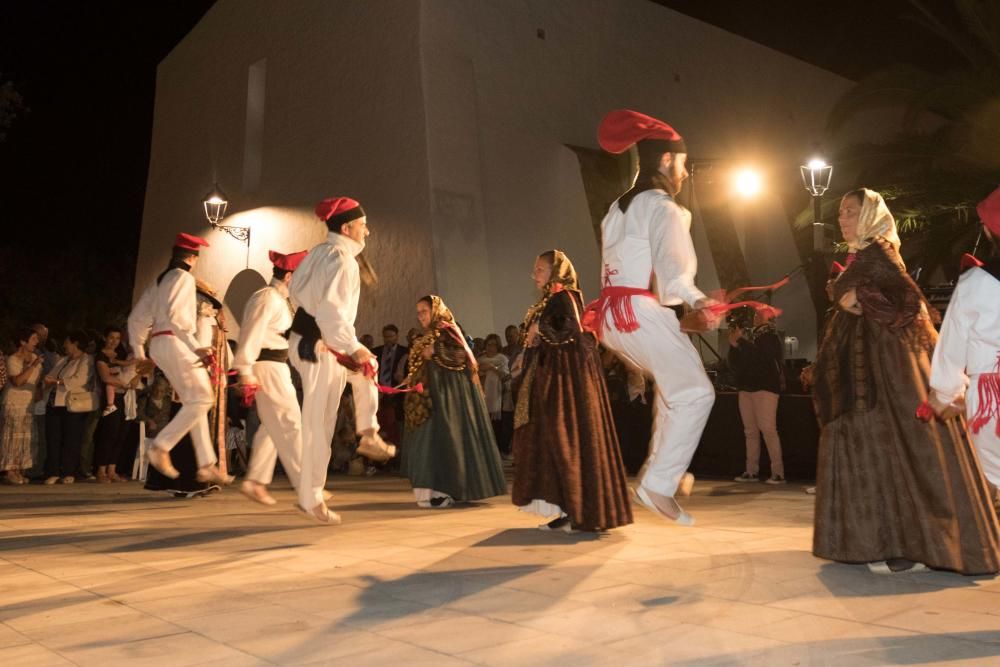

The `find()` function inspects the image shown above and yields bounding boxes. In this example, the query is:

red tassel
[969,355,1000,436]
[915,400,935,423]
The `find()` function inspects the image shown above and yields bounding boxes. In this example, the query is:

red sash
[582,286,656,339]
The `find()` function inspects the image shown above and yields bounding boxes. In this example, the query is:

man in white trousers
[589,109,719,526]
[127,232,232,485]
[289,197,395,525]
[234,249,308,506]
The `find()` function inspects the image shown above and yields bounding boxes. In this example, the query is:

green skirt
[402,364,507,501]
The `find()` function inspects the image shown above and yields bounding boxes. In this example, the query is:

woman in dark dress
[401,295,506,507]
[94,326,135,483]
[812,188,1000,575]
[511,250,633,532]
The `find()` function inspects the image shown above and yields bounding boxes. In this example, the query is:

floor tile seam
[372,613,548,655]
[36,628,191,657]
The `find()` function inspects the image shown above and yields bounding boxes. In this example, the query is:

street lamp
[202,183,249,244]
[800,158,833,252]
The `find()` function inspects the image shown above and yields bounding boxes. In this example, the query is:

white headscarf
[850,188,901,253]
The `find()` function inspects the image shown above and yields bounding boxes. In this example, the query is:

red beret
[174,232,210,253]
[268,250,308,272]
[598,109,686,155]
[960,253,984,273]
[977,185,1000,238]
[315,196,365,228]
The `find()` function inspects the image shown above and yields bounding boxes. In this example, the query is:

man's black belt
[290,307,322,362]
[256,348,289,363]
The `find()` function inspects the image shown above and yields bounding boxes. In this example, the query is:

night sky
[0,0,960,341]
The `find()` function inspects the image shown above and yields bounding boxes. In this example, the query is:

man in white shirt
[588,109,719,526]
[234,249,308,506]
[289,197,395,525]
[127,233,232,485]
[929,186,1000,490]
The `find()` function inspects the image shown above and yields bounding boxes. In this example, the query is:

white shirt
[930,267,1000,404]
[234,279,294,375]
[291,231,364,355]
[601,189,707,307]
[128,268,200,359]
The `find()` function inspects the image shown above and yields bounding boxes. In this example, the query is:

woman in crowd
[477,333,511,456]
[728,305,786,485]
[42,331,94,484]
[94,326,136,482]
[811,187,1000,575]
[1,327,43,484]
[511,250,632,532]
[401,295,506,507]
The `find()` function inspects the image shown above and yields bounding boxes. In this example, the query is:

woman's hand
[838,288,863,315]
[525,322,540,347]
[728,327,743,347]
[800,364,815,390]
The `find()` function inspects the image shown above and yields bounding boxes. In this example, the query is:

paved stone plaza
[2,474,1000,666]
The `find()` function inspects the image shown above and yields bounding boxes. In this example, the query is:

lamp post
[202,183,250,244]
[799,158,833,252]
[800,158,834,347]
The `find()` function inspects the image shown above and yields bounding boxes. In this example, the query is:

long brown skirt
[814,316,1000,575]
[512,340,633,531]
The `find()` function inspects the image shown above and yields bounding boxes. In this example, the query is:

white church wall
[419,0,857,357]
[136,0,436,342]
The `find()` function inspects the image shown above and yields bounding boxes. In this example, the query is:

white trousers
[967,373,1000,487]
[737,390,784,477]
[602,300,715,496]
[149,335,216,467]
[290,334,346,511]
[346,369,379,435]
[245,360,302,489]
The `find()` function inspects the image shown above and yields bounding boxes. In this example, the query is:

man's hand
[929,393,965,421]
[195,348,215,366]
[135,359,156,376]
[352,346,375,366]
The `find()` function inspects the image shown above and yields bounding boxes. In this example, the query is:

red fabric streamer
[969,355,1000,437]
[724,276,791,302]
[329,348,424,395]
[239,383,259,408]
[705,300,783,321]
[915,400,935,423]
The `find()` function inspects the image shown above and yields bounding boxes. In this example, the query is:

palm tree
[811,0,1000,282]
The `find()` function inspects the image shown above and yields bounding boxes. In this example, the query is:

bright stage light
[807,158,827,170]
[733,168,763,198]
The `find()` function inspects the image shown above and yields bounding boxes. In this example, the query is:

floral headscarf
[850,188,901,253]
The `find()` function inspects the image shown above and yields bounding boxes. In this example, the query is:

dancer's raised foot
[634,485,695,526]
[148,447,179,479]
[196,465,234,486]
[357,432,396,462]
[240,480,277,506]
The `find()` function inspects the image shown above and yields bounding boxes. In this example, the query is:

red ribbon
[969,355,1000,437]
[724,276,791,302]
[329,348,424,394]
[915,400,935,422]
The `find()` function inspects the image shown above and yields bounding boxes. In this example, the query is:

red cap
[960,253,984,272]
[977,185,1000,238]
[829,261,847,279]
[268,250,308,272]
[174,232,210,253]
[598,109,686,154]
[315,196,365,228]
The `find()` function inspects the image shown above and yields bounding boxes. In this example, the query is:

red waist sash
[151,330,174,339]
[582,286,656,339]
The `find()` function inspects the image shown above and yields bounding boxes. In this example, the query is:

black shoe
[539,515,574,533]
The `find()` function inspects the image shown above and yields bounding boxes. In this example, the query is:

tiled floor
[2,474,1000,666]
